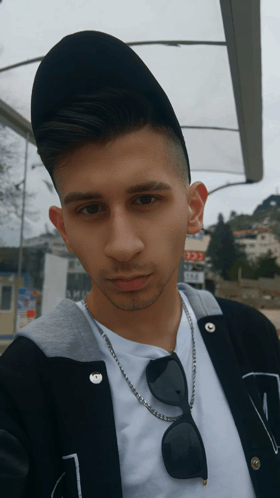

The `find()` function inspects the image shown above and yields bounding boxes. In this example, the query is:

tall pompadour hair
[35,87,191,193]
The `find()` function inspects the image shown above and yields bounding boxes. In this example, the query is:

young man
[0,31,279,498]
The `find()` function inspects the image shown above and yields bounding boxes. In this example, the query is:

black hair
[35,87,191,192]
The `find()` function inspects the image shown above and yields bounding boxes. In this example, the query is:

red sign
[184,251,205,262]
[26,309,36,318]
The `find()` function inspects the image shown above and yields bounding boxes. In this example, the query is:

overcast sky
[0,0,279,246]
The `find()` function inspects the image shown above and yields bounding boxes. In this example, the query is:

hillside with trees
[205,195,280,281]
[227,195,280,239]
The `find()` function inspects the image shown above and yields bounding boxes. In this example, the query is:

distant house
[233,227,280,265]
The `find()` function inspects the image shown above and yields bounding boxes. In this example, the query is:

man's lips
[109,274,152,291]
[109,274,150,282]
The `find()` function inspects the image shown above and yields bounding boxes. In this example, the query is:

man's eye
[79,195,158,215]
[81,204,101,215]
[134,195,157,205]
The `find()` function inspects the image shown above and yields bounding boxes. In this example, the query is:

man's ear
[49,205,74,253]
[186,182,208,234]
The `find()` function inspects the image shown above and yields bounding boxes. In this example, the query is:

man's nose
[104,210,144,261]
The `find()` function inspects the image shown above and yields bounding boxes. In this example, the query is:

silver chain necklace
[83,290,196,422]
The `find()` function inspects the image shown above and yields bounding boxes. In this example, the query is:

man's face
[49,127,207,311]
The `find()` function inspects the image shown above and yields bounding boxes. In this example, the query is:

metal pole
[177,256,185,284]
[13,132,29,334]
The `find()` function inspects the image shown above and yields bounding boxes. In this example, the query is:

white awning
[0,0,262,186]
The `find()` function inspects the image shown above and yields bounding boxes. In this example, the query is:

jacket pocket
[243,372,280,452]
[248,393,279,454]
[256,373,280,447]
[51,471,66,498]
[61,453,82,498]
[0,429,29,496]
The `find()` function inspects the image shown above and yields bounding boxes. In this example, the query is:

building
[66,258,91,302]
[0,245,46,339]
[183,230,211,289]
[233,227,280,265]
[22,231,67,257]
[23,232,92,302]
[0,230,90,339]
[0,273,25,345]
[0,230,68,340]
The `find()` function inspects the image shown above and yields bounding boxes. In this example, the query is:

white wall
[41,253,68,316]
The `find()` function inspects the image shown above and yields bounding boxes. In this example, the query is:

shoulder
[215,297,280,371]
[9,299,90,359]
[15,297,81,333]
[215,296,273,325]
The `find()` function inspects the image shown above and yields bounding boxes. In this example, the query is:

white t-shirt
[76,289,256,498]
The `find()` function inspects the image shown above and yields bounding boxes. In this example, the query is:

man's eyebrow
[63,181,173,206]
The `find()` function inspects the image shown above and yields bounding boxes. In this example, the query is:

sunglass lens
[146,356,186,405]
[162,421,204,478]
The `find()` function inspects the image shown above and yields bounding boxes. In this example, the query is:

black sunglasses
[146,352,208,485]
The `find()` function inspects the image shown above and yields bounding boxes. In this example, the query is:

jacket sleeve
[266,319,280,449]
[0,382,30,496]
[267,318,280,365]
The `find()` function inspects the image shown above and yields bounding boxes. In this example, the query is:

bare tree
[0,124,39,232]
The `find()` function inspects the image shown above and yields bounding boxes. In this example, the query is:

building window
[261,235,266,240]
[0,285,12,310]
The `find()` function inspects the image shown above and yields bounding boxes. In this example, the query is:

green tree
[227,259,256,281]
[252,250,280,279]
[229,210,237,220]
[206,213,248,280]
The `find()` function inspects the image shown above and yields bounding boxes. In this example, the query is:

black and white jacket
[0,283,279,497]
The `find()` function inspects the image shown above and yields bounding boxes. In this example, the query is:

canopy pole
[13,131,29,334]
[207,180,253,195]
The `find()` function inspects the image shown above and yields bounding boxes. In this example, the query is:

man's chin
[101,285,160,312]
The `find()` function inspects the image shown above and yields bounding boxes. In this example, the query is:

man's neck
[86,276,182,351]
